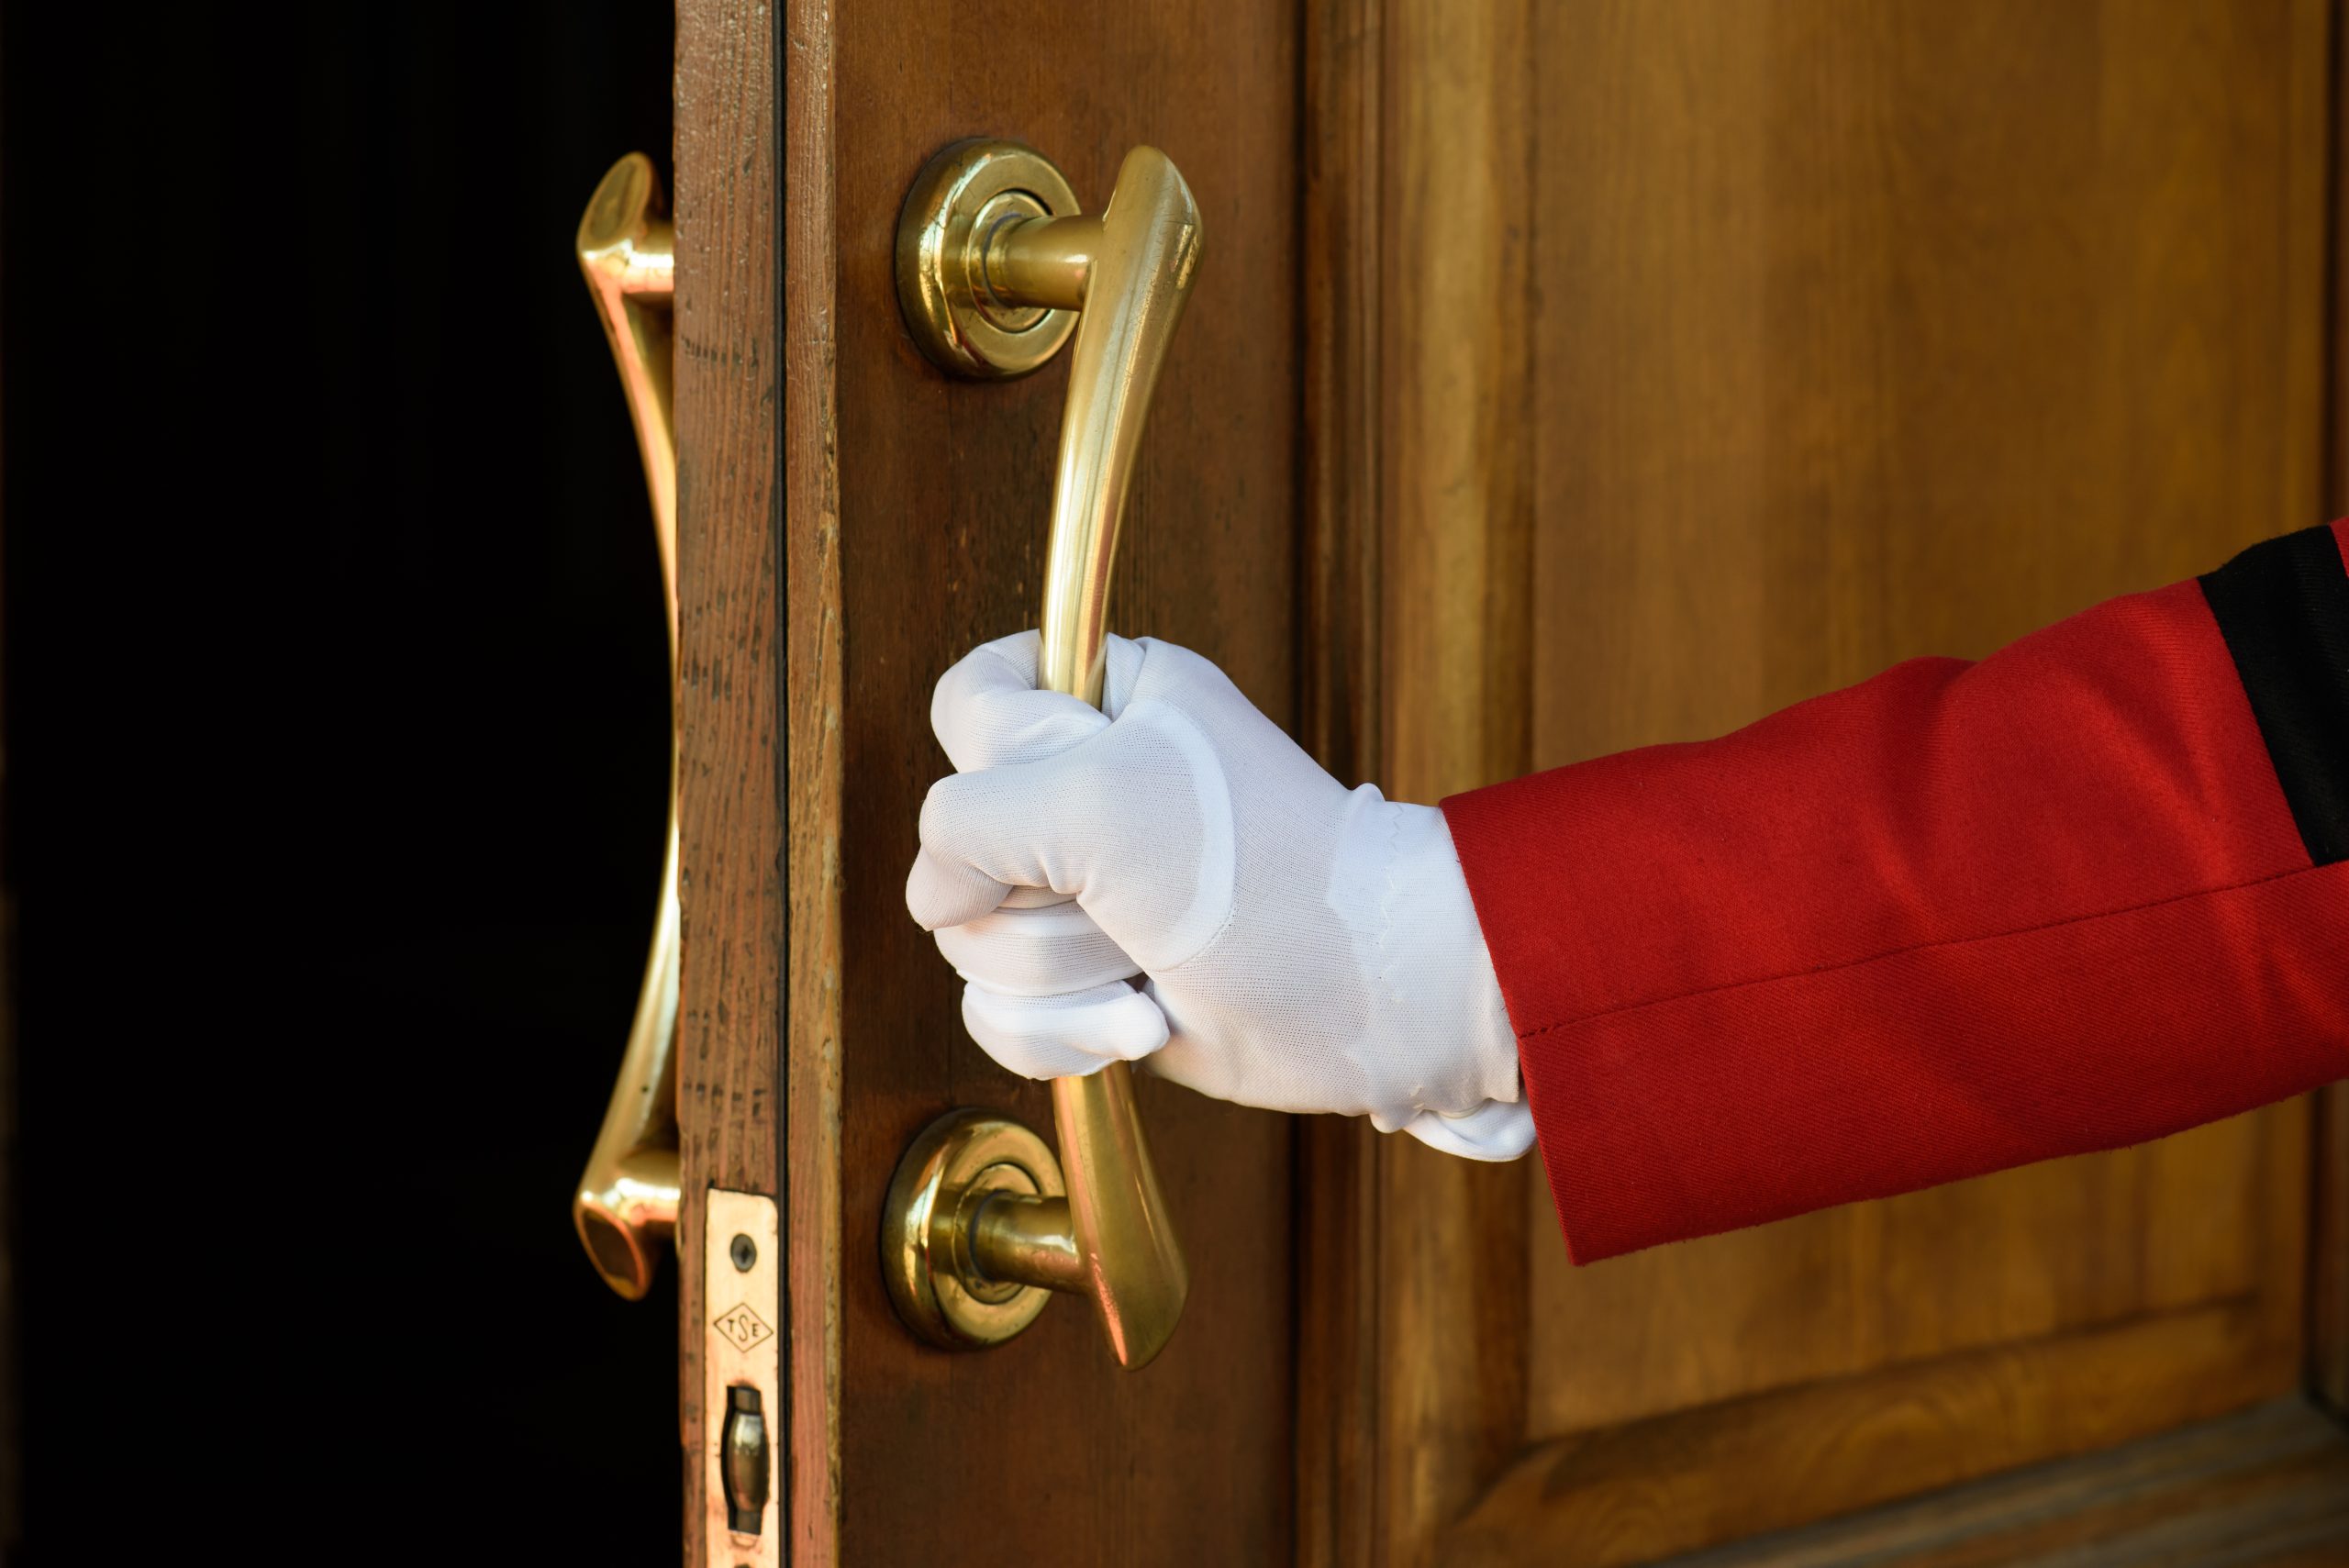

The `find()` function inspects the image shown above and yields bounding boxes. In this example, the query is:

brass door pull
[571,152,682,1300]
[886,140,1201,1369]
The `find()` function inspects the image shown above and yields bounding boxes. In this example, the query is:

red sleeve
[1442,521,2349,1263]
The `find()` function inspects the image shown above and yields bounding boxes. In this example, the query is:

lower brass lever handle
[885,140,1200,1369]
[571,152,682,1300]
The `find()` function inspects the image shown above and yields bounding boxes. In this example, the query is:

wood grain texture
[1297,1,1386,1563]
[820,3,1302,1562]
[1517,0,2330,1447]
[1308,0,2341,1560]
[1647,1396,2349,1568]
[1440,1301,2303,1568]
[1300,0,1385,790]
[1527,1108,2310,1440]
[780,0,844,1557]
[1368,0,1540,1562]
[674,0,785,1561]
[2317,1085,2349,1414]
[1298,1118,1384,1568]
[2314,0,2349,1422]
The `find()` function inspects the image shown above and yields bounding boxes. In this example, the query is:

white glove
[906,630,1532,1161]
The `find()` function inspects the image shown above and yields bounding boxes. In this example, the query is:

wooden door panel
[1518,0,2323,1450]
[824,1,1303,1562]
[1526,1107,2297,1438]
[702,0,1308,1560]
[1301,0,2337,1561]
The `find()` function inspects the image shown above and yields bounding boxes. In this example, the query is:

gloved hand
[907,630,1533,1160]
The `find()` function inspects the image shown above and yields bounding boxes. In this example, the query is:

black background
[3,4,688,1552]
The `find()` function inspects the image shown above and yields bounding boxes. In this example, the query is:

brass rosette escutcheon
[885,1108,1073,1349]
[896,139,1082,379]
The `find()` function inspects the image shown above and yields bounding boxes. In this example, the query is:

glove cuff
[1341,794,1528,1139]
[1397,1098,1536,1160]
[1409,804,1528,1115]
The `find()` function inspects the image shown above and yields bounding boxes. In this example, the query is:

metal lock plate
[704,1189,781,1565]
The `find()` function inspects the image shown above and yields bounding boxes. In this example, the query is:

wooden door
[1298,2,2349,1563]
[674,1,1303,1562]
[670,1,2349,1564]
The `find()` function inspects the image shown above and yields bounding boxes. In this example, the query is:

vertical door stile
[1297,0,1391,1561]
[674,0,802,1562]
[778,0,845,1555]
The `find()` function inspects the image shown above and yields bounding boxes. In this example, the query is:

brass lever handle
[571,152,682,1300]
[886,140,1201,1369]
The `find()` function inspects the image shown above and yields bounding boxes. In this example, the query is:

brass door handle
[571,152,682,1300]
[885,140,1201,1369]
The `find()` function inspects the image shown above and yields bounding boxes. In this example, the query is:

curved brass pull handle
[887,141,1200,1368]
[571,152,682,1300]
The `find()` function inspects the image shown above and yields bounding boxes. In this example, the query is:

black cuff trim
[2199,525,2349,865]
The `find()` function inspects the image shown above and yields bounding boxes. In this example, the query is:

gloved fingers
[913,759,1091,922]
[1099,633,1146,718]
[960,980,1169,1079]
[997,885,1078,910]
[935,901,1140,997]
[906,845,1016,931]
[1130,984,1251,1106]
[932,632,1108,772]
[930,630,1150,770]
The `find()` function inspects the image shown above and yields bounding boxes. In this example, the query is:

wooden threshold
[1654,1396,2349,1568]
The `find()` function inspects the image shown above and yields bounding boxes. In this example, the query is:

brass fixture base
[896,139,1082,379]
[884,1107,1069,1350]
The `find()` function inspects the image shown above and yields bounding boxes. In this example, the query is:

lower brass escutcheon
[884,1107,1073,1350]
